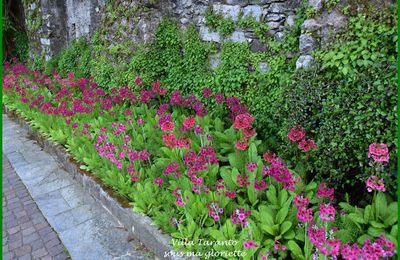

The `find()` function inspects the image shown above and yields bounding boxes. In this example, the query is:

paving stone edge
[3,106,196,260]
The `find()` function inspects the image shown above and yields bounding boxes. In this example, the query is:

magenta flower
[316,183,334,200]
[161,121,175,132]
[297,207,313,222]
[366,176,385,192]
[287,125,306,142]
[183,116,196,130]
[243,240,258,249]
[254,179,267,190]
[135,76,142,87]
[231,208,251,225]
[246,162,257,172]
[139,149,150,161]
[298,138,317,151]
[319,203,336,221]
[235,139,248,151]
[153,177,164,186]
[368,143,390,162]
[233,113,254,129]
[202,88,212,98]
[215,93,225,103]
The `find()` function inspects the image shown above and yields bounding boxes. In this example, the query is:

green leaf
[275,207,289,225]
[287,240,305,260]
[348,212,366,224]
[364,205,371,223]
[280,221,292,235]
[259,206,275,226]
[262,224,276,236]
[367,226,385,237]
[267,185,278,205]
[357,234,373,244]
[370,221,386,229]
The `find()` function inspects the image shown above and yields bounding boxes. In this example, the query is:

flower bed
[3,62,397,259]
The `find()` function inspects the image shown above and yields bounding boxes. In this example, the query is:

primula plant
[2,61,397,260]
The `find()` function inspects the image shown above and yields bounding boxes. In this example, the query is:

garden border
[3,105,195,260]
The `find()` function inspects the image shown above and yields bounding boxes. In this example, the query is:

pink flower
[368,143,390,163]
[231,208,252,225]
[319,203,336,221]
[288,126,306,142]
[293,194,310,208]
[246,162,257,172]
[368,143,389,156]
[202,88,212,98]
[137,119,144,125]
[183,116,196,130]
[161,121,175,132]
[235,139,248,151]
[263,151,276,163]
[366,176,385,192]
[243,127,256,139]
[135,76,142,87]
[316,183,334,200]
[139,149,150,161]
[153,177,164,186]
[233,113,254,129]
[194,125,203,135]
[341,243,362,260]
[254,179,267,190]
[215,93,225,103]
[243,240,258,249]
[236,175,250,187]
[297,207,313,222]
[176,198,186,206]
[298,138,317,152]
[130,169,140,182]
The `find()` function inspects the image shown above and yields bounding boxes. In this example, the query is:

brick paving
[2,154,70,260]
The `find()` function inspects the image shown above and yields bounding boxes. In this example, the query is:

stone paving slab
[3,114,152,260]
[3,154,70,260]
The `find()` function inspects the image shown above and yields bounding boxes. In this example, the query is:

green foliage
[215,42,252,96]
[204,6,223,30]
[55,38,92,78]
[90,55,115,88]
[13,30,29,62]
[337,192,398,247]
[276,11,397,197]
[325,0,340,11]
[218,17,235,37]
[305,7,316,19]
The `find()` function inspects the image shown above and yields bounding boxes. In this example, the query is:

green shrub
[276,11,397,199]
[56,38,92,78]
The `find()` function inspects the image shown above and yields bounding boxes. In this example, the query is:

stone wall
[21,0,393,67]
[23,0,105,60]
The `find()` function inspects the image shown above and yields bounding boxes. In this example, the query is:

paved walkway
[3,114,152,260]
[3,155,70,260]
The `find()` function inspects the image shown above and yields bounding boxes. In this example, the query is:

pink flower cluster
[316,182,334,200]
[341,234,395,259]
[206,201,224,221]
[368,143,389,163]
[233,113,257,151]
[293,194,313,222]
[307,224,340,257]
[288,126,316,152]
[366,176,385,192]
[243,240,258,249]
[231,208,252,226]
[262,157,298,191]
